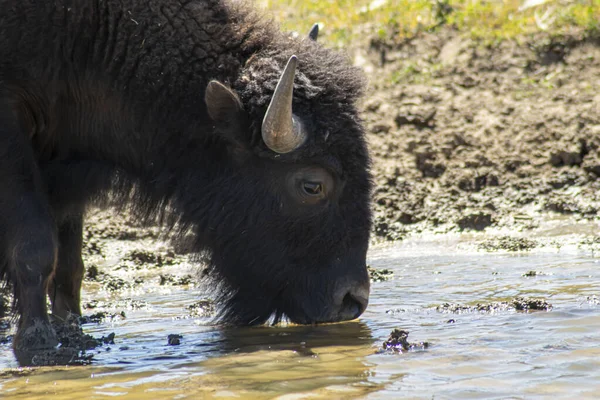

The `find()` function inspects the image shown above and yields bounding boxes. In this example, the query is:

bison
[0,0,372,364]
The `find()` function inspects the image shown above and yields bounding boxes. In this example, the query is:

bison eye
[286,167,333,207]
[302,182,323,196]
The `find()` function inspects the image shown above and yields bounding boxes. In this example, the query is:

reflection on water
[1,238,600,399]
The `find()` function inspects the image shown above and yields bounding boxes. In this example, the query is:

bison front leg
[0,110,59,364]
[48,216,84,320]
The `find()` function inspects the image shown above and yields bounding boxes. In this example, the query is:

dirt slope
[361,28,600,241]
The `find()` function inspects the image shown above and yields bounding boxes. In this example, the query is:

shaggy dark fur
[0,0,372,364]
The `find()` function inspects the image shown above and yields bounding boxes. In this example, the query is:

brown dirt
[361,28,600,241]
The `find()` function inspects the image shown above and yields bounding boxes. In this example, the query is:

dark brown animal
[0,0,372,365]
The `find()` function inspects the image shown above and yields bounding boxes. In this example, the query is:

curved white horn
[261,55,306,154]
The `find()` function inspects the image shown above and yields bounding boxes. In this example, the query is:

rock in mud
[456,211,494,231]
[379,329,429,353]
[415,151,446,178]
[583,153,600,177]
[395,108,437,129]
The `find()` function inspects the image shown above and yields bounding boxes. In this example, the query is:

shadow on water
[179,321,383,397]
[211,320,375,355]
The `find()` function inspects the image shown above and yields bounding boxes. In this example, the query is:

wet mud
[436,296,553,314]
[477,236,539,252]
[363,28,600,241]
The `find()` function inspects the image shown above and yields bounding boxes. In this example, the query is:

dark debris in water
[437,296,552,314]
[54,316,116,350]
[85,264,104,281]
[121,249,178,269]
[379,329,429,354]
[104,276,133,291]
[522,270,552,277]
[80,311,126,324]
[83,238,104,256]
[512,297,552,311]
[84,298,148,311]
[0,333,12,345]
[159,273,194,286]
[0,290,11,344]
[186,300,215,318]
[167,334,182,346]
[85,266,141,291]
[478,236,538,252]
[368,265,394,282]
[586,295,599,306]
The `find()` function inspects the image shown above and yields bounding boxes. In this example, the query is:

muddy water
[1,236,600,399]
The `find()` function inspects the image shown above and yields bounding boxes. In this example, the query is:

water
[1,236,599,399]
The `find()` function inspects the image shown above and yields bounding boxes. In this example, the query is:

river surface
[1,235,599,399]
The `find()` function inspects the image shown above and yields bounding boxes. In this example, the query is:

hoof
[13,319,63,366]
[15,347,81,367]
[13,318,59,366]
[14,318,59,350]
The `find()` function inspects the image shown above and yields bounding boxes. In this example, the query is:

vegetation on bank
[259,0,600,45]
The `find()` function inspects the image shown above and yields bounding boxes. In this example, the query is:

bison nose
[337,283,370,321]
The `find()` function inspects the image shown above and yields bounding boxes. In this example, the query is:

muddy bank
[361,28,600,241]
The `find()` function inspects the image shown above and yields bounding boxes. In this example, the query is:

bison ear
[205,80,243,122]
[205,80,249,149]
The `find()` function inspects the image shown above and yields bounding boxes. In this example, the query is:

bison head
[199,37,371,326]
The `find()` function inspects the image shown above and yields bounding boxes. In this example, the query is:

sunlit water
[1,235,599,399]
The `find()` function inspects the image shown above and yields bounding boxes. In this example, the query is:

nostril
[340,291,368,320]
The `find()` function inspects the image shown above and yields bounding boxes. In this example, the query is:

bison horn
[308,23,319,41]
[261,55,306,154]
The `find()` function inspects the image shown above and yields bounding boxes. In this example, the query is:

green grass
[258,0,600,46]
